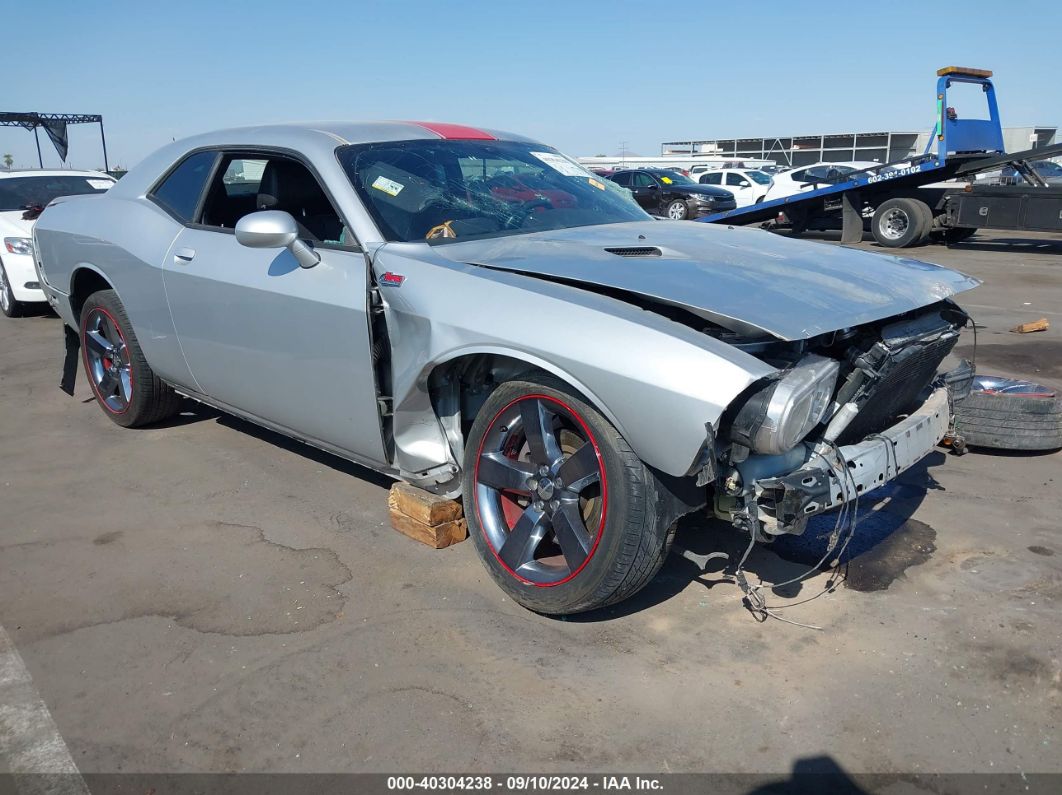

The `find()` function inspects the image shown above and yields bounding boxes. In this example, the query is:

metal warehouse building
[660,126,1058,167]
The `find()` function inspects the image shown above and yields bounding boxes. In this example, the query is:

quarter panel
[34,196,194,386]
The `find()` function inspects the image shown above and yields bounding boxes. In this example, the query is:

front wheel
[666,199,690,220]
[464,377,674,615]
[80,289,183,427]
[0,262,25,318]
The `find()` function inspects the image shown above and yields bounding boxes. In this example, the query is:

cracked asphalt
[0,230,1059,778]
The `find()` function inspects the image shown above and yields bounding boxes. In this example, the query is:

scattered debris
[1009,318,1049,334]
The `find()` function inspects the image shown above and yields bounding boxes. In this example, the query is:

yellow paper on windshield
[661,176,673,184]
[588,178,605,190]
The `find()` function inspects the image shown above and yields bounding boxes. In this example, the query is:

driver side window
[631,172,655,188]
[198,153,351,247]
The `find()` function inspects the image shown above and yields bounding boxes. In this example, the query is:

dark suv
[608,169,736,219]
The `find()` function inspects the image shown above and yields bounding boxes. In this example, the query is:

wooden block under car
[387,483,467,549]
[388,481,463,525]
[388,508,468,549]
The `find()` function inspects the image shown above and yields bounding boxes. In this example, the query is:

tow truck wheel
[464,376,675,615]
[871,198,931,248]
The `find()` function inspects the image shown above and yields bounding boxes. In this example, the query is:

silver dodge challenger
[33,121,978,615]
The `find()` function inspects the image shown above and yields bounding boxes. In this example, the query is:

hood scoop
[603,246,661,257]
[431,220,980,341]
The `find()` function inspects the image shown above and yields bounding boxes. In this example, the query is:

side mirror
[646,183,658,190]
[234,210,320,269]
[739,181,751,188]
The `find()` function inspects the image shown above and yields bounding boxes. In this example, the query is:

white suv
[762,161,881,203]
[694,168,772,207]
[0,169,115,316]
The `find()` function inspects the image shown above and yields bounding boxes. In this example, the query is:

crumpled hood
[432,220,980,340]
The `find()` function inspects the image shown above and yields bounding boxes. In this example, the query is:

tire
[0,262,25,318]
[79,289,182,428]
[954,378,1062,451]
[871,198,930,247]
[463,376,674,615]
[666,199,689,220]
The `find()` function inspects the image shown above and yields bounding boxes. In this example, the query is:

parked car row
[22,120,979,616]
[606,168,736,218]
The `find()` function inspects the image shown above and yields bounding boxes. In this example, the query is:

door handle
[174,247,196,264]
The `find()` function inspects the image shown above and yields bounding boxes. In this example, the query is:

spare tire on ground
[953,376,1062,451]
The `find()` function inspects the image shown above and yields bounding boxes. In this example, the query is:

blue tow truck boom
[698,68,1062,247]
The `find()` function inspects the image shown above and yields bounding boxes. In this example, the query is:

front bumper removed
[745,387,951,536]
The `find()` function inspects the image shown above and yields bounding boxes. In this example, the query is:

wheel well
[424,353,612,470]
[69,269,113,321]
[427,354,555,440]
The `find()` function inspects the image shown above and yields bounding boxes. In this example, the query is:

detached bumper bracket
[758,468,832,528]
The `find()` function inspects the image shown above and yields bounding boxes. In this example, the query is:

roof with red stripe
[406,121,497,140]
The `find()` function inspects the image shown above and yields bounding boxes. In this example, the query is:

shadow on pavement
[746,756,870,794]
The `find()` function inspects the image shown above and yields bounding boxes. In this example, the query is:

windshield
[0,175,113,211]
[746,170,772,184]
[654,171,695,185]
[337,140,649,243]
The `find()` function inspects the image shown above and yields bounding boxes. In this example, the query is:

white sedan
[0,169,115,316]
[762,161,881,202]
[693,168,772,207]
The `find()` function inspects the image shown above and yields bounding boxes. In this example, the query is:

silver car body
[33,122,978,517]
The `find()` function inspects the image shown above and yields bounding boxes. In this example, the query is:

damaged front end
[713,302,971,539]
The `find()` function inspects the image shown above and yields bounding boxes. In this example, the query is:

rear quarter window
[150,151,218,222]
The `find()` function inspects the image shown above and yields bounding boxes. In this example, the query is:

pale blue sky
[1,0,1058,170]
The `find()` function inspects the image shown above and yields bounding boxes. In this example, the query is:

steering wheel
[503,196,553,229]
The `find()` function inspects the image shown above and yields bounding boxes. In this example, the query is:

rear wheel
[871,198,931,247]
[80,289,182,427]
[666,199,689,220]
[464,377,675,615]
[0,262,25,318]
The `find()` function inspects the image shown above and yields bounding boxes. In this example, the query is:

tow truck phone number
[866,164,923,184]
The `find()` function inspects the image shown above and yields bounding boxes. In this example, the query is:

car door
[725,171,754,206]
[629,172,661,212]
[160,151,387,465]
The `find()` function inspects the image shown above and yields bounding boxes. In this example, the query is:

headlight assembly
[729,355,840,455]
[4,237,33,256]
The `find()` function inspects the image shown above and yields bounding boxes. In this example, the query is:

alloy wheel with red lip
[82,307,133,414]
[474,394,607,586]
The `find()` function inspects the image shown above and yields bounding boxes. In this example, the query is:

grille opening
[836,332,958,445]
[603,246,662,257]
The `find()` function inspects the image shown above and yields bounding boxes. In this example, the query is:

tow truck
[698,67,1062,247]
